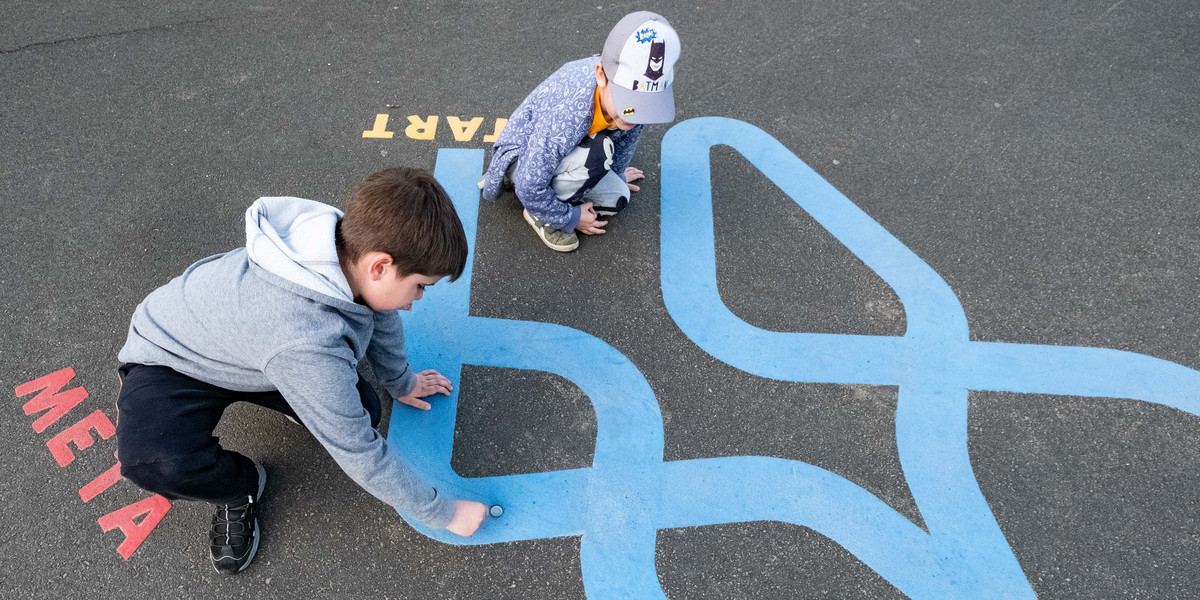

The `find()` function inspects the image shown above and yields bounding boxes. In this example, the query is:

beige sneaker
[523,209,579,252]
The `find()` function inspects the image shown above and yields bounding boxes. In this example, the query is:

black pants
[114,363,380,505]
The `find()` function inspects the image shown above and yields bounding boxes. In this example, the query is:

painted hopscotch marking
[386,117,1200,598]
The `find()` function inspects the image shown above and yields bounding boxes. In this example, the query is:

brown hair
[337,167,468,281]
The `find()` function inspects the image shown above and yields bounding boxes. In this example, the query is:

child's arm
[513,159,581,232]
[264,347,463,530]
[609,126,644,182]
[368,311,452,408]
[513,119,588,232]
[367,310,421,397]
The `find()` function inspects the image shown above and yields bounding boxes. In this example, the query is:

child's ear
[594,63,608,87]
[366,252,394,280]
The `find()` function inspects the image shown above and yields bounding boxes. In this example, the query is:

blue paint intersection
[388,118,1200,598]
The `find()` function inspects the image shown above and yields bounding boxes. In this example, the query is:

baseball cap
[601,11,681,125]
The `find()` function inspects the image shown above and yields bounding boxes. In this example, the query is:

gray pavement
[3,1,1198,598]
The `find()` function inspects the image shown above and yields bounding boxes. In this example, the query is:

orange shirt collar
[589,87,613,135]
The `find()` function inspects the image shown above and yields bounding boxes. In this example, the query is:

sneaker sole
[239,523,260,573]
[254,461,267,501]
[242,461,265,572]
[523,210,579,252]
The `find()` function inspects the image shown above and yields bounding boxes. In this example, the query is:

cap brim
[608,83,675,125]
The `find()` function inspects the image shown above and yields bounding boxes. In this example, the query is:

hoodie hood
[245,196,354,302]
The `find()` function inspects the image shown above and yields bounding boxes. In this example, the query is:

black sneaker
[209,461,266,574]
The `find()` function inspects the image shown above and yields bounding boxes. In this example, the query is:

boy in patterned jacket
[479,11,682,252]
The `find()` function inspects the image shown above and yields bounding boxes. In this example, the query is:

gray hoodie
[118,196,456,528]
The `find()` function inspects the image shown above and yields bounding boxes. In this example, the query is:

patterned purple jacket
[480,57,643,231]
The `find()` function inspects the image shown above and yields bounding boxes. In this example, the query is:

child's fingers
[400,396,432,410]
[418,372,452,393]
[420,374,451,394]
[627,183,640,192]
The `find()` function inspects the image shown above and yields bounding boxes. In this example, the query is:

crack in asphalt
[0,16,221,55]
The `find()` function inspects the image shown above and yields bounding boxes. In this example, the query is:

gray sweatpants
[549,145,630,216]
[506,149,631,217]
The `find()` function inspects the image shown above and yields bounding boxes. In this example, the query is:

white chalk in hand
[489,505,503,517]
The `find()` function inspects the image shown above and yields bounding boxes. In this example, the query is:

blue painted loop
[386,119,1200,599]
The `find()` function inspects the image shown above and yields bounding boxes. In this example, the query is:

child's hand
[575,202,608,235]
[624,166,644,192]
[398,369,453,410]
[446,500,488,537]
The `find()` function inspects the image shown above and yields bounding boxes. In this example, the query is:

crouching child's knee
[120,461,183,497]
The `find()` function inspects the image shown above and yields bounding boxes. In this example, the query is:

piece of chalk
[489,505,503,517]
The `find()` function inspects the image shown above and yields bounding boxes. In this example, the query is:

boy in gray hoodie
[115,167,488,574]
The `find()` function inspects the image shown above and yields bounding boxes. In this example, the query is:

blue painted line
[387,120,1200,599]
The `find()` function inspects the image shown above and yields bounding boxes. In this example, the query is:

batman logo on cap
[622,107,636,116]
[644,40,666,80]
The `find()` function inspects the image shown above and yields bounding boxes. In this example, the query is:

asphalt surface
[3,1,1198,598]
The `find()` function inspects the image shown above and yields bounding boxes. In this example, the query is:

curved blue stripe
[963,342,1200,416]
[660,117,967,344]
